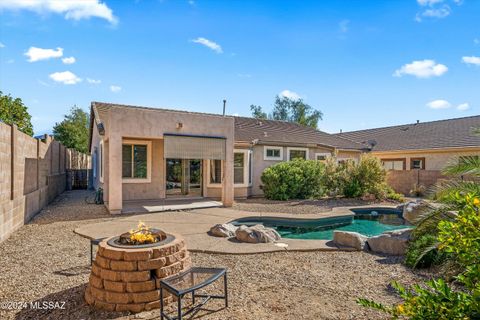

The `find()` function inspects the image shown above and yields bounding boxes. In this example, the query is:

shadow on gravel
[14,284,128,320]
[53,265,91,277]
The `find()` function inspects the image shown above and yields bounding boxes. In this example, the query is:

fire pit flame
[118,221,167,245]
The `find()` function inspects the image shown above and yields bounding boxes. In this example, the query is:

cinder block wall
[0,122,90,243]
[386,170,445,195]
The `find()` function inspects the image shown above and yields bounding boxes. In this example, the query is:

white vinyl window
[287,147,309,161]
[122,140,152,183]
[99,140,104,182]
[209,160,222,185]
[315,152,330,162]
[234,149,252,187]
[264,146,283,161]
[382,160,405,171]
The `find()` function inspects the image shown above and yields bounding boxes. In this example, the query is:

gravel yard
[233,197,395,215]
[0,191,428,320]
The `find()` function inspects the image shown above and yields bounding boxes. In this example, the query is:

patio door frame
[165,158,203,198]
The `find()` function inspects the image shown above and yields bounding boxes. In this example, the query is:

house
[89,102,363,213]
[336,116,480,194]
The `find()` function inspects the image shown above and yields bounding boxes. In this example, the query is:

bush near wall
[261,159,325,200]
[261,154,401,201]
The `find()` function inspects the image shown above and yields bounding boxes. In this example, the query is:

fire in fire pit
[119,221,167,245]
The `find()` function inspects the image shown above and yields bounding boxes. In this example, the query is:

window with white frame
[264,146,283,161]
[248,151,252,185]
[122,141,151,182]
[315,152,330,162]
[234,149,251,186]
[92,147,97,178]
[287,147,309,161]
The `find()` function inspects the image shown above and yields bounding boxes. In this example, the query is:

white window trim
[99,139,104,183]
[234,149,251,187]
[315,152,331,161]
[287,147,309,161]
[122,140,152,184]
[206,159,223,188]
[92,147,97,179]
[264,146,283,161]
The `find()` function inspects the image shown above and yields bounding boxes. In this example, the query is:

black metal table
[90,237,107,266]
[158,267,228,320]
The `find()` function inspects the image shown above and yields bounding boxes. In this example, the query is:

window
[410,157,425,170]
[210,160,222,184]
[122,141,151,182]
[248,151,252,185]
[287,147,309,161]
[264,146,283,160]
[315,153,330,162]
[234,153,244,184]
[99,140,104,182]
[382,159,405,171]
[93,147,97,178]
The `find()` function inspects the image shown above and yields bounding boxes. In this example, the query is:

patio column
[222,137,234,207]
[107,134,122,214]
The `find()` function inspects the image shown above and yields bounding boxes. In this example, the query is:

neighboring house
[336,116,480,194]
[89,102,363,213]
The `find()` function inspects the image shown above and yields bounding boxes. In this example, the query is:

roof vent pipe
[416,120,420,124]
[223,99,226,116]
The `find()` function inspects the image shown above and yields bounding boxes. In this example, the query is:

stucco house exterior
[336,116,480,194]
[89,102,363,213]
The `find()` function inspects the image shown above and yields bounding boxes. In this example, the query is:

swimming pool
[231,207,410,240]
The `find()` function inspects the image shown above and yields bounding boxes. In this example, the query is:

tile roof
[234,116,364,150]
[334,115,480,152]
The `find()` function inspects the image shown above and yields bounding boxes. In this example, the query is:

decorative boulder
[209,223,238,238]
[402,200,432,224]
[235,225,281,243]
[333,231,368,250]
[366,228,412,255]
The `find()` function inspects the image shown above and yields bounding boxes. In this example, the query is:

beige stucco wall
[373,148,480,171]
[100,106,235,213]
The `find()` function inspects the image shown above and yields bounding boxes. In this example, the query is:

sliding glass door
[166,159,202,197]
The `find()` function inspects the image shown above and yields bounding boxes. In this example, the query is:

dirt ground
[0,191,429,320]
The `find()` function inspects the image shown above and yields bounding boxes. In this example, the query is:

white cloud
[191,37,223,53]
[394,59,448,78]
[426,99,451,109]
[49,71,82,85]
[462,56,480,66]
[62,56,76,64]
[87,78,101,84]
[110,85,121,92]
[457,103,470,111]
[417,0,444,6]
[280,90,301,100]
[25,46,63,62]
[0,0,117,24]
[422,5,451,18]
[0,42,5,48]
[339,19,349,33]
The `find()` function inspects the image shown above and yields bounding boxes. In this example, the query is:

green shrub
[358,195,480,319]
[261,159,325,200]
[405,234,446,269]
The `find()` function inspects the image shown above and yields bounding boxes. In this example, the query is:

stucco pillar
[222,137,234,207]
[107,134,122,214]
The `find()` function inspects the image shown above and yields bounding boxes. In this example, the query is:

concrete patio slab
[121,199,223,214]
[74,206,391,254]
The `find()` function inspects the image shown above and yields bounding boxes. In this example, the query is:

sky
[0,0,479,135]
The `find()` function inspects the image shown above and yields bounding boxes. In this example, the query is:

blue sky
[1,0,479,135]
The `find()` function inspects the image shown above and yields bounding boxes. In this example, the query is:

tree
[250,104,267,119]
[249,95,323,129]
[0,91,34,136]
[53,106,89,153]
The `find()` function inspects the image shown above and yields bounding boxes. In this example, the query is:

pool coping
[74,204,401,254]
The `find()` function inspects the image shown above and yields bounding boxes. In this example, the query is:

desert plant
[261,159,325,200]
[410,184,426,197]
[405,234,446,269]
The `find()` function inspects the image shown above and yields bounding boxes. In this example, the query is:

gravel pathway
[0,191,428,320]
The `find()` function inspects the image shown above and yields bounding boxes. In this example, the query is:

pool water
[232,208,411,240]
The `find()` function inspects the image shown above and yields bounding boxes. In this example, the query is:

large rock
[209,223,238,238]
[366,228,411,255]
[333,231,368,250]
[402,200,432,224]
[235,225,281,243]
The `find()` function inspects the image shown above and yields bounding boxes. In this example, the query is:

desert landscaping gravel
[0,191,429,320]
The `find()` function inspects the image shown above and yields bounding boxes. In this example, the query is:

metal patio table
[158,267,228,320]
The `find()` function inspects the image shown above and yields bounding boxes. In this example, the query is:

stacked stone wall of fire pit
[85,233,191,313]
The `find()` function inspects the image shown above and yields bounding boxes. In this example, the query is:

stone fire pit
[85,230,191,312]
